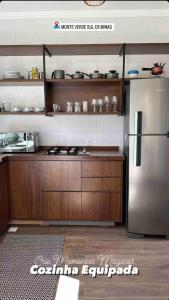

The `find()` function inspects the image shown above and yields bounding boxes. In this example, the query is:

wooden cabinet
[40,159,123,223]
[82,178,121,192]
[9,157,123,223]
[82,192,121,221]
[41,161,81,191]
[0,162,9,233]
[81,161,123,222]
[9,161,41,220]
[42,192,81,220]
[82,161,122,177]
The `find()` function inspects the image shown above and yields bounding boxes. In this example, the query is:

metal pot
[52,70,65,79]
[142,63,166,76]
[105,70,119,79]
[66,72,85,79]
[81,71,105,79]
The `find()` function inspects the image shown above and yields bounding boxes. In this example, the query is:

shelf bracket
[43,44,52,57]
[119,43,126,57]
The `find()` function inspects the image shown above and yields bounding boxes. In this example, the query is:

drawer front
[82,192,121,221]
[82,161,122,178]
[41,161,81,191]
[42,192,81,220]
[82,178,121,192]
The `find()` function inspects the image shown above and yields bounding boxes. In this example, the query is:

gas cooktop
[47,146,79,156]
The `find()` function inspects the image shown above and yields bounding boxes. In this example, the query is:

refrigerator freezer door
[129,78,169,134]
[128,135,169,235]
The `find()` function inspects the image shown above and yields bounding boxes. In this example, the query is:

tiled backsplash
[0,115,124,150]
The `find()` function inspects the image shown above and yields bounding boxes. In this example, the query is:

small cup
[3,102,11,112]
[34,107,41,112]
[53,104,59,112]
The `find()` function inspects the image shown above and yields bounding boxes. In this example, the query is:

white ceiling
[0,1,169,12]
[0,1,169,19]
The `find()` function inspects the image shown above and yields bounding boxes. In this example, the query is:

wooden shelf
[46,44,123,56]
[0,45,43,56]
[125,43,169,55]
[46,78,122,86]
[0,80,44,86]
[0,112,45,115]
[0,43,169,57]
[47,112,118,116]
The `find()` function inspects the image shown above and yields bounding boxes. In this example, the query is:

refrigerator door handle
[134,111,142,166]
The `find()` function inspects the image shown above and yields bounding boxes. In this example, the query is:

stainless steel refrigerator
[124,78,169,238]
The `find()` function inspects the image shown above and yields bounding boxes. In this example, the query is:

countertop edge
[0,151,125,162]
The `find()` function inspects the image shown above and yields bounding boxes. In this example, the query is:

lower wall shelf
[47,112,119,116]
[0,112,45,115]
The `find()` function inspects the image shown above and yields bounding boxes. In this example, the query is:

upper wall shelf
[0,45,43,56]
[1,43,169,57]
[125,43,169,55]
[46,44,123,56]
[0,80,44,86]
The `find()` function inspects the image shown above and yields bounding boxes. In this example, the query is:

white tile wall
[0,14,169,150]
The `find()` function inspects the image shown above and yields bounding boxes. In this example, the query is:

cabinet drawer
[82,161,122,178]
[41,161,81,191]
[82,192,121,221]
[42,192,81,220]
[82,178,121,192]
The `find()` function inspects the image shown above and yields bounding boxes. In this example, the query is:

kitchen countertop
[0,150,124,162]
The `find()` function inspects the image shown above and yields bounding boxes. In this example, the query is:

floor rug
[0,234,64,300]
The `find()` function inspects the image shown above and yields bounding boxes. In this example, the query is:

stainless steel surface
[128,135,169,235]
[127,78,169,236]
[129,78,169,134]
[0,132,39,153]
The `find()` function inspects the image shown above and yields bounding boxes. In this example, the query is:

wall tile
[96,131,123,150]
[58,115,97,132]
[0,116,20,131]
[38,130,59,146]
[58,131,96,146]
[96,115,124,132]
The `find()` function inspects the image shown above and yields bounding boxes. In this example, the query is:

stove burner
[47,146,79,156]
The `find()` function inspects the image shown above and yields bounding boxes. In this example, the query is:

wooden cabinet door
[82,192,122,221]
[42,192,81,220]
[41,161,81,191]
[9,161,41,220]
[82,161,122,177]
[82,178,121,192]
[0,162,9,233]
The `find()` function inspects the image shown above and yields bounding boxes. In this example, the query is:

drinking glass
[98,99,104,112]
[112,96,118,113]
[66,102,73,113]
[91,99,98,113]
[82,101,88,113]
[104,96,110,112]
[74,102,81,113]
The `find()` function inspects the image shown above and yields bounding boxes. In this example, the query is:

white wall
[0,11,169,150]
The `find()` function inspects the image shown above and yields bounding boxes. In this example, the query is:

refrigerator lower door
[128,135,169,235]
